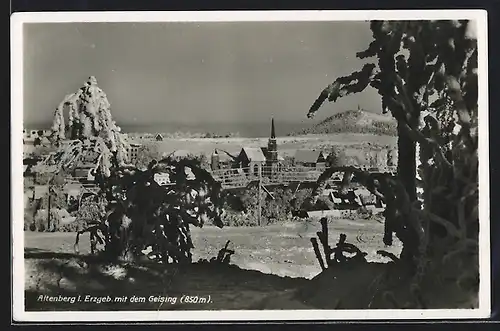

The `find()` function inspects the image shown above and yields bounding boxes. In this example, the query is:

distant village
[23,118,397,216]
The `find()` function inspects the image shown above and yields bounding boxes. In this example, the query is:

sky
[23,21,383,127]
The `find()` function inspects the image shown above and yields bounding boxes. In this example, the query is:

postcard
[11,9,490,322]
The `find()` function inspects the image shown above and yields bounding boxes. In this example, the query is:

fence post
[47,185,51,231]
[258,166,262,226]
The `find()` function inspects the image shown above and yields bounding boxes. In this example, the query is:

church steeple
[270,117,276,139]
[267,117,278,162]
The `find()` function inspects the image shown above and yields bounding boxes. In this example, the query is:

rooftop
[294,149,326,163]
[238,147,267,162]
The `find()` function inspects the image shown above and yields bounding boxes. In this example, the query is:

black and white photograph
[11,10,490,322]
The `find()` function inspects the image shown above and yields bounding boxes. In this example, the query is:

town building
[213,118,284,178]
[210,149,236,171]
[155,133,164,141]
[153,168,196,187]
[262,118,282,177]
[235,147,267,177]
[210,150,220,171]
[294,149,327,169]
[153,172,170,186]
[126,142,141,163]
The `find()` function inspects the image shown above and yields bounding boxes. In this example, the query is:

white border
[11,10,490,322]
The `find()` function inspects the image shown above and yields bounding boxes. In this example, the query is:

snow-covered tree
[50,76,129,165]
[47,77,224,263]
[307,20,479,303]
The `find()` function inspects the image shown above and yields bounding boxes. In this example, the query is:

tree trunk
[397,122,417,203]
[105,212,136,262]
[396,117,420,266]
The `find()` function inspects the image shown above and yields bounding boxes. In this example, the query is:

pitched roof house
[294,150,327,167]
[235,147,267,176]
[237,147,267,163]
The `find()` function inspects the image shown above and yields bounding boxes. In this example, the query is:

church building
[219,118,283,178]
[261,118,281,177]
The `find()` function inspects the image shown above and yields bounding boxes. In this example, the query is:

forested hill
[288,109,398,136]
